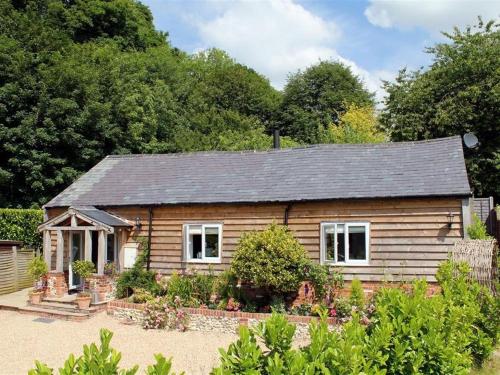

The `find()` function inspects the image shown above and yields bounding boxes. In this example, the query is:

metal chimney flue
[273,129,280,149]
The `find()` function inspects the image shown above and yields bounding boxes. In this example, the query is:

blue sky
[141,0,499,102]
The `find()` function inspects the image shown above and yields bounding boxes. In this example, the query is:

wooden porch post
[43,230,52,270]
[56,230,64,272]
[84,229,92,262]
[97,230,106,275]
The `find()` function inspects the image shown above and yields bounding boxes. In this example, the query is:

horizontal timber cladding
[45,197,463,282]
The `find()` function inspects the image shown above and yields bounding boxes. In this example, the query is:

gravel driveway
[0,310,238,375]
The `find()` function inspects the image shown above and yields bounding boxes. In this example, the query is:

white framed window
[320,222,370,265]
[183,224,222,263]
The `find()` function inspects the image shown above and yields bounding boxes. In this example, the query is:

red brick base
[44,272,68,297]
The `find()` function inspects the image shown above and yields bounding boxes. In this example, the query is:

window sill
[184,258,221,264]
[323,262,370,267]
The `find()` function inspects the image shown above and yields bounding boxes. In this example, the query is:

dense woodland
[0,0,498,208]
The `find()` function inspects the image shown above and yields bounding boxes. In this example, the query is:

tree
[380,19,500,199]
[0,0,285,207]
[277,61,375,144]
[325,104,386,144]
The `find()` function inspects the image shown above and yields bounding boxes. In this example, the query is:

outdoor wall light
[447,213,454,229]
[135,217,142,229]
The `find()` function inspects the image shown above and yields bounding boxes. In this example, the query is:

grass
[470,349,500,375]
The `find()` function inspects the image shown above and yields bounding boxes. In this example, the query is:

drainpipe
[284,203,292,226]
[146,207,153,270]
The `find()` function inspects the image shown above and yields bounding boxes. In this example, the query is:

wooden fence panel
[0,247,34,295]
[450,239,498,291]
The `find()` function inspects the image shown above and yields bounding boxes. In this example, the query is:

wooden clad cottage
[39,136,472,296]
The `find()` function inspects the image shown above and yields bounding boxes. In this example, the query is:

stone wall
[107,300,337,339]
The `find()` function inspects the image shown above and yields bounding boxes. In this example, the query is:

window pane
[348,226,366,260]
[324,225,335,261]
[337,224,345,262]
[204,227,219,258]
[188,225,203,259]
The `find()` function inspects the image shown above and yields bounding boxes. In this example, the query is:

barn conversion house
[39,136,471,297]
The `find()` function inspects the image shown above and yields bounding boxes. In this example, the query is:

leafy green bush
[72,260,95,294]
[437,260,499,366]
[162,269,216,307]
[231,223,310,295]
[116,249,159,299]
[28,329,180,375]
[0,209,43,249]
[349,278,365,310]
[27,256,48,290]
[213,272,500,374]
[467,213,492,239]
[302,263,330,299]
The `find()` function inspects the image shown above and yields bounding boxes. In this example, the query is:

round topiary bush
[231,223,310,295]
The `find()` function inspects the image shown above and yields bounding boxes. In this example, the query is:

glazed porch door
[69,232,83,289]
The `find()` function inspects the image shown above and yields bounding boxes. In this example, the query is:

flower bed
[107,299,338,339]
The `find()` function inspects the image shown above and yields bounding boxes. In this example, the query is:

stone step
[30,301,101,314]
[18,306,90,321]
[43,295,77,305]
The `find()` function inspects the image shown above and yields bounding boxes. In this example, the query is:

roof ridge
[105,136,461,159]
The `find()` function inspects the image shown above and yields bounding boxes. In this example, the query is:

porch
[38,206,133,299]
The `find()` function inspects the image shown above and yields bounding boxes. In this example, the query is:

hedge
[0,209,43,249]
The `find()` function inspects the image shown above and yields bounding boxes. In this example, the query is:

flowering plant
[143,295,189,331]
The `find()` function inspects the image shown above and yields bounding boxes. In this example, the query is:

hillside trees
[0,0,285,207]
[380,19,500,198]
[276,61,375,144]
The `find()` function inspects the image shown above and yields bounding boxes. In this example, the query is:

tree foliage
[380,19,500,198]
[0,0,290,207]
[277,61,375,144]
[326,104,385,144]
[0,208,43,249]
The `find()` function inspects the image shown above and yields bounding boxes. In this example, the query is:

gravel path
[0,310,238,375]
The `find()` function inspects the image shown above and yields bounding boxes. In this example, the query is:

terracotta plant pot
[30,291,43,305]
[98,292,107,302]
[76,294,92,310]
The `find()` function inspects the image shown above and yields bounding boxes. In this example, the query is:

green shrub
[467,213,492,239]
[116,240,159,299]
[129,288,154,304]
[349,278,365,310]
[165,272,196,306]
[269,296,287,314]
[27,256,48,290]
[302,263,330,299]
[28,329,180,375]
[437,260,499,366]
[231,223,310,295]
[0,208,43,249]
[214,269,241,301]
[72,260,95,294]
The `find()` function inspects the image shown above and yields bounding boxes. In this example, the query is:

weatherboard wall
[43,197,465,283]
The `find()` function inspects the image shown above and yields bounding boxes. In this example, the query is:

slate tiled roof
[45,136,471,208]
[73,206,132,227]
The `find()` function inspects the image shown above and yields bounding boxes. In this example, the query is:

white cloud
[195,0,392,101]
[365,0,500,32]
[197,0,340,89]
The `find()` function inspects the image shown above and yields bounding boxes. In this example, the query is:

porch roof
[38,206,132,232]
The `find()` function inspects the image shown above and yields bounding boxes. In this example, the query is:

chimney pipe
[273,129,280,149]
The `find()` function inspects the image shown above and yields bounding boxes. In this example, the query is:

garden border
[107,299,338,338]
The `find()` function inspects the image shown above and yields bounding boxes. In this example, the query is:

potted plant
[72,260,95,309]
[27,255,48,304]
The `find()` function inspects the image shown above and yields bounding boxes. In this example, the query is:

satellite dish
[463,133,479,149]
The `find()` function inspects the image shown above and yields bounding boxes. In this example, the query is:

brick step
[18,306,90,321]
[29,301,101,314]
[43,296,77,305]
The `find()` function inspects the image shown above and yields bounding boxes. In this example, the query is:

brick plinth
[86,274,116,303]
[45,272,68,297]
